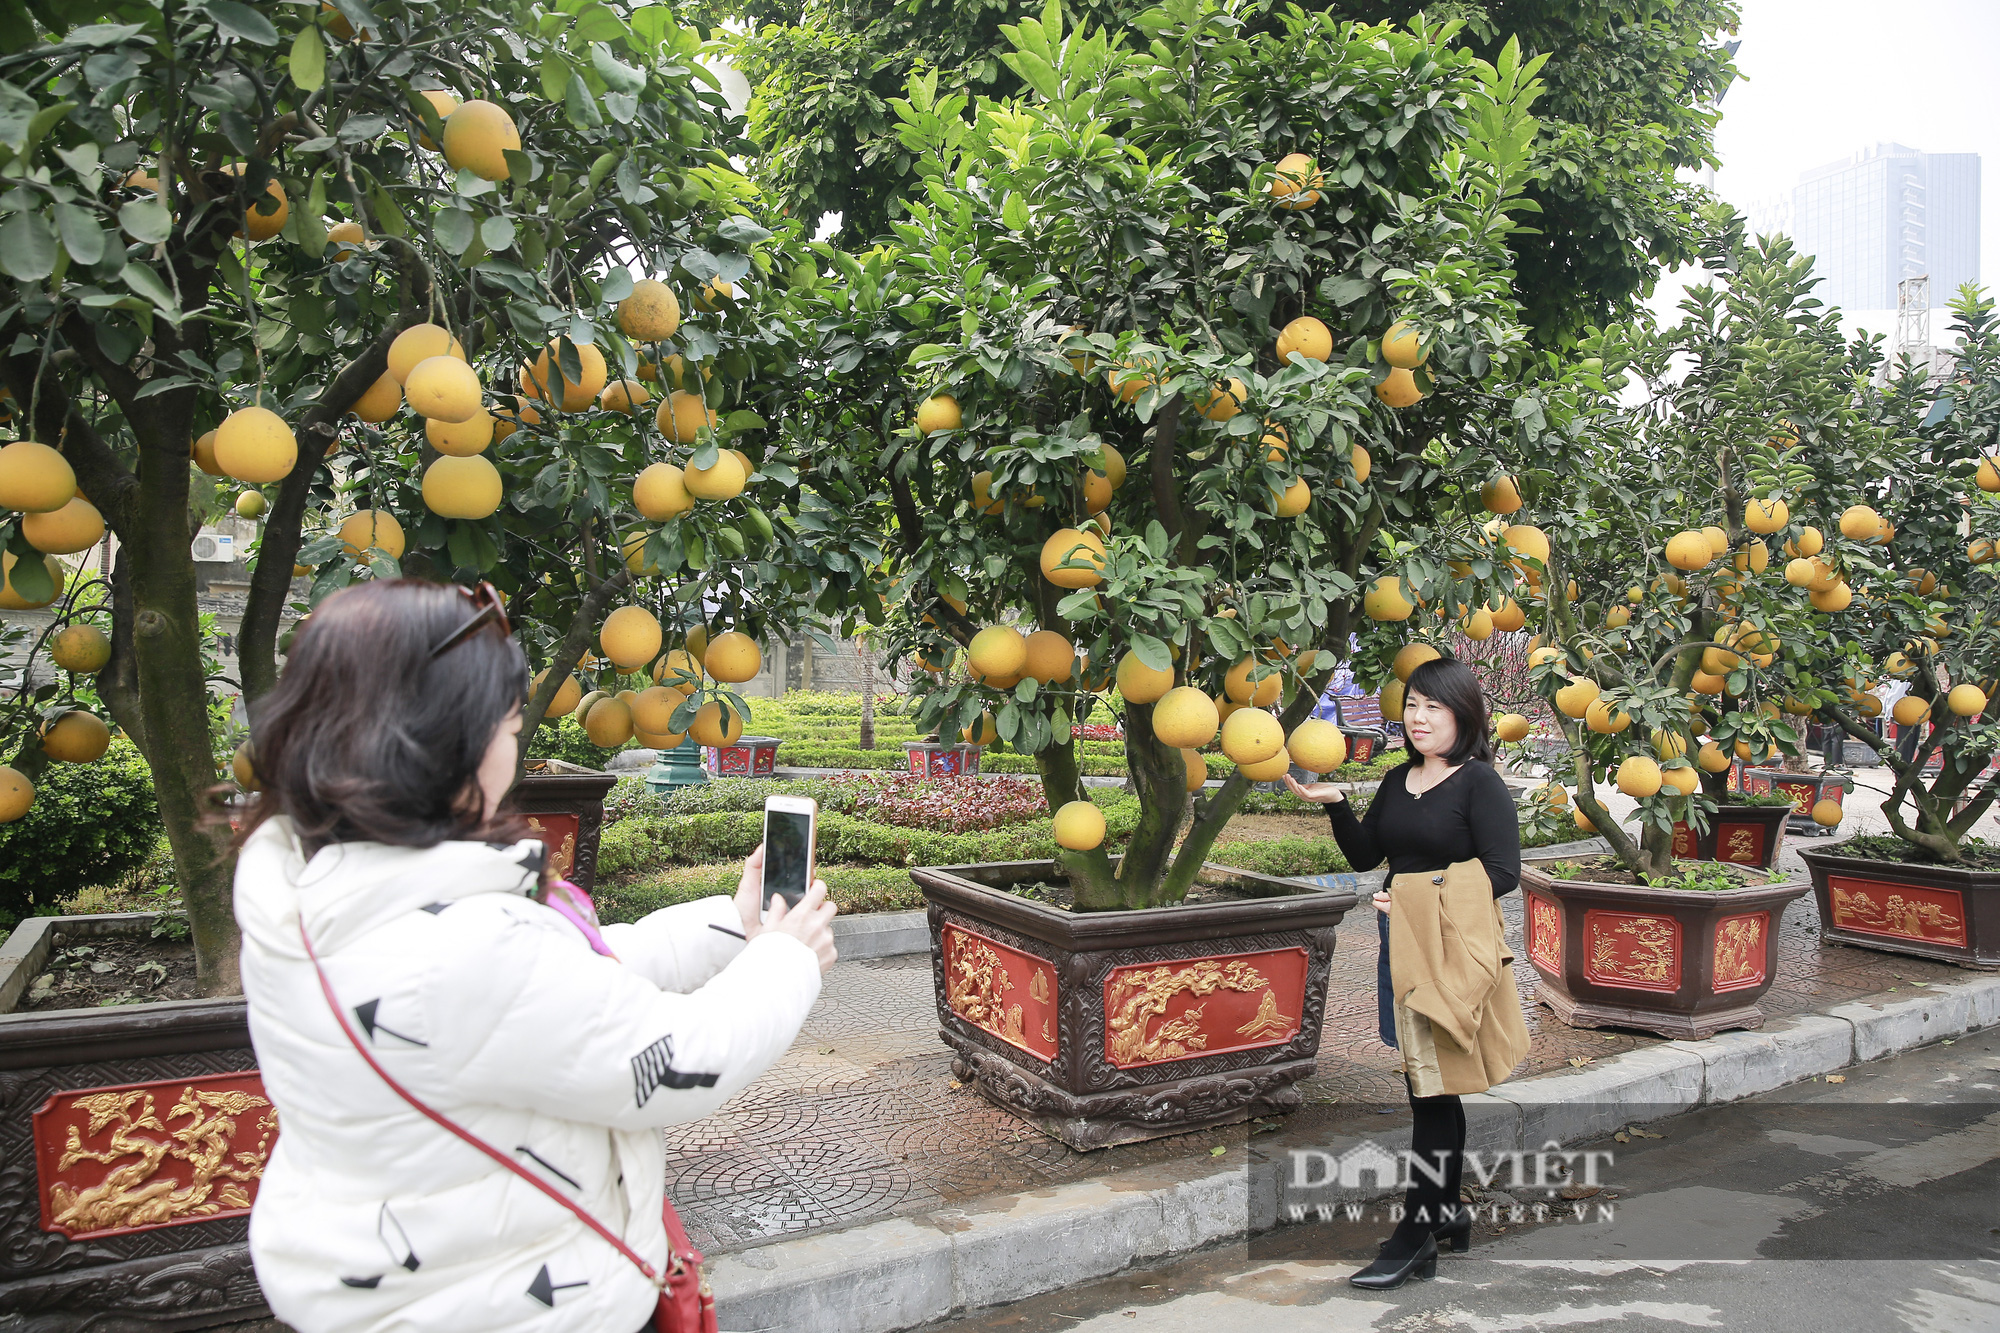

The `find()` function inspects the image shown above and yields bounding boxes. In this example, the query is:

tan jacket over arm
[1388,858,1531,1096]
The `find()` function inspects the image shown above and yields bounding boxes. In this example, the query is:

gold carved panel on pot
[1827,876,1966,947]
[940,923,1059,1061]
[524,812,579,879]
[1711,912,1769,991]
[1101,947,1308,1069]
[1670,821,1697,859]
[1716,822,1767,866]
[1527,893,1562,974]
[33,1072,278,1241]
[1582,910,1682,993]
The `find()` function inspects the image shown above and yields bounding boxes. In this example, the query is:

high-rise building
[1789,143,1980,312]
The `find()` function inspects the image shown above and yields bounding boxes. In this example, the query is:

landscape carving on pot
[1585,913,1678,990]
[1528,895,1561,972]
[1103,954,1302,1067]
[37,1075,277,1241]
[1829,880,1965,945]
[942,925,1059,1061]
[1713,915,1766,989]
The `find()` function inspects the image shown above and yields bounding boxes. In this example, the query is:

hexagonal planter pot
[703,734,783,779]
[514,758,618,893]
[1520,858,1810,1040]
[915,859,1356,1150]
[1741,768,1852,838]
[1797,847,2000,970]
[1668,803,1791,869]
[905,741,983,778]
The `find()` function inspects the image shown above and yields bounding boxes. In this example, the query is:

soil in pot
[1005,878,1276,912]
[1535,855,1774,890]
[18,931,201,1011]
[1835,834,2000,871]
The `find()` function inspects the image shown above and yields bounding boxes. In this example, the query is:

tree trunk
[859,647,876,750]
[1108,703,1189,906]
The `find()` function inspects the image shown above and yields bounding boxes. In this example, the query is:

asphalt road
[920,1030,2000,1333]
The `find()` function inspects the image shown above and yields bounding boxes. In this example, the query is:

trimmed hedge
[595,863,924,924]
[0,739,162,926]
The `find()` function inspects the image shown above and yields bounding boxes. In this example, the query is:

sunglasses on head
[428,582,511,659]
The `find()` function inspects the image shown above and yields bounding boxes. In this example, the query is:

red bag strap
[298,916,700,1288]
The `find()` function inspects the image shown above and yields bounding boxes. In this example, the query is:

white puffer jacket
[235,817,822,1333]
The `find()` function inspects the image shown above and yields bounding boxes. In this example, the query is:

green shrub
[526,714,628,769]
[595,863,925,923]
[0,740,163,925]
[1207,838,1354,879]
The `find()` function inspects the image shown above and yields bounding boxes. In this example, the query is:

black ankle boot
[1348,1232,1439,1290]
[1433,1204,1472,1253]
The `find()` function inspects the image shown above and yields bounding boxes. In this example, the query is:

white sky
[1648,0,1997,333]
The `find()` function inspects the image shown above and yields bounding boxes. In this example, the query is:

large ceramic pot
[703,734,782,778]
[1797,846,2000,969]
[1668,803,1790,869]
[514,758,618,893]
[904,740,982,778]
[1741,767,1851,837]
[0,913,267,1331]
[915,860,1356,1151]
[1520,858,1811,1040]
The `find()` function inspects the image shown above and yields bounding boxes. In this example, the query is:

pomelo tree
[0,0,850,991]
[774,0,1545,909]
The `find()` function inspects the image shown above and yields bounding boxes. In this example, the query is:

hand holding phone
[760,795,817,909]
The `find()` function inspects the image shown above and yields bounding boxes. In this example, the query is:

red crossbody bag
[299,916,718,1333]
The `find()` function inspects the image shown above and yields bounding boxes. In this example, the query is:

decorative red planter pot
[703,734,783,779]
[1339,727,1386,765]
[1797,847,2000,969]
[1668,803,1791,869]
[1520,860,1811,1040]
[514,759,618,893]
[915,860,1356,1150]
[1742,768,1852,837]
[905,741,983,778]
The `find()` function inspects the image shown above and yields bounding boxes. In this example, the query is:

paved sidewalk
[664,833,1972,1255]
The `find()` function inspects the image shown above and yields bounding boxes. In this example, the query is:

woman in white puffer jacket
[234,579,835,1333]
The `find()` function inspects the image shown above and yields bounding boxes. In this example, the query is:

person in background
[233,579,836,1333]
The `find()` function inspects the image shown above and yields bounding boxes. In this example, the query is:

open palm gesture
[1283,774,1348,804]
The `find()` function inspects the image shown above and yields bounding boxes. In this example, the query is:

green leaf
[1130,633,1170,672]
[539,53,571,104]
[480,214,516,252]
[589,42,646,94]
[8,551,52,603]
[1001,191,1030,232]
[564,70,603,128]
[289,23,325,92]
[116,196,172,245]
[53,202,104,266]
[0,209,56,279]
[433,207,474,255]
[119,261,177,312]
[204,1,279,45]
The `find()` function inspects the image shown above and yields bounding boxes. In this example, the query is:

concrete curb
[709,970,2000,1333]
[830,909,929,961]
[0,912,171,1014]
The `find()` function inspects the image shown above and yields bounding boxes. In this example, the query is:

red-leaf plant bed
[1520,856,1811,1041]
[1668,803,1791,869]
[914,859,1357,1151]
[1798,842,2000,970]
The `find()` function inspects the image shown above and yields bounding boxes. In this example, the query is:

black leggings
[1382,1077,1465,1257]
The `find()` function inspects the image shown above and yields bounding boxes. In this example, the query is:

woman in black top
[1285,655,1521,1289]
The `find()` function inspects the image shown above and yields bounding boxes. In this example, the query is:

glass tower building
[1790,143,1980,311]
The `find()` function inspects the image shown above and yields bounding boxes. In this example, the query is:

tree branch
[1148,395,1185,545]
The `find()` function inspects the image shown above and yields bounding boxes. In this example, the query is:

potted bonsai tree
[1459,230,1892,1038]
[778,4,1548,1147]
[1788,288,2000,968]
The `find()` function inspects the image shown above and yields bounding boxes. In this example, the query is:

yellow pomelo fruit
[1733,540,1769,574]
[1381,678,1406,721]
[213,406,297,484]
[51,623,111,673]
[1270,152,1319,200]
[622,529,663,576]
[1275,316,1332,363]
[634,462,695,520]
[1099,443,1127,489]
[1222,657,1280,706]
[442,99,521,181]
[655,648,704,693]
[525,340,609,412]
[1554,677,1599,718]
[1364,576,1414,622]
[573,689,605,722]
[693,279,733,312]
[1392,642,1441,683]
[1381,320,1426,369]
[42,710,110,763]
[1584,698,1632,733]
[535,670,583,718]
[1892,694,1930,726]
[1196,377,1247,422]
[0,765,33,823]
[229,741,261,791]
[617,280,682,342]
[1286,719,1348,773]
[1535,783,1569,807]
[422,454,503,519]
[1503,524,1549,573]
[1082,468,1112,515]
[1053,800,1107,851]
[23,497,104,554]
[1573,806,1596,833]
[1374,367,1422,407]
[1040,528,1107,588]
[1690,671,1726,696]
[327,219,367,255]
[1239,751,1292,781]
[1652,729,1689,760]
[1661,765,1700,797]
[1616,755,1663,798]
[658,390,718,444]
[1350,445,1372,485]
[1838,504,1879,540]
[1701,524,1729,558]
[1490,597,1526,632]
[969,471,1005,516]
[1606,606,1631,629]
[387,323,466,383]
[238,177,288,242]
[1479,475,1523,515]
[234,489,266,519]
[1153,687,1220,749]
[1695,741,1731,773]
[1947,684,1987,717]
[404,354,483,423]
[1784,526,1824,558]
[1116,651,1173,705]
[916,395,962,433]
[961,711,999,746]
[1810,799,1843,828]
[1272,478,1311,517]
[1664,530,1713,571]
[705,631,763,684]
[1808,581,1853,613]
[683,450,746,501]
[636,727,688,751]
[1494,713,1531,743]
[968,626,1029,681]
[600,379,651,414]
[1220,707,1283,765]
[628,685,681,735]
[1744,497,1788,534]
[426,408,495,456]
[338,509,405,560]
[349,371,402,424]
[601,605,663,670]
[414,89,458,148]
[192,429,224,476]
[1183,747,1210,792]
[690,700,744,748]
[1977,458,2000,492]
[0,440,76,514]
[1022,629,1076,684]
[584,696,635,748]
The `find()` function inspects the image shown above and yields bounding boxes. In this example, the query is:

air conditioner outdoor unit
[192,531,236,563]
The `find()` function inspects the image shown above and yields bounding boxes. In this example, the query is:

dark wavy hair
[1403,655,1496,766]
[239,579,531,855]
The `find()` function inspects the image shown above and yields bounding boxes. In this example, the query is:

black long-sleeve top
[1325,760,1520,899]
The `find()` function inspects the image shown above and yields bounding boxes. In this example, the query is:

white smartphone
[761,795,818,909]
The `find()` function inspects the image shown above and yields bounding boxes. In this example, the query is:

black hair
[1403,655,1495,766]
[241,579,531,855]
